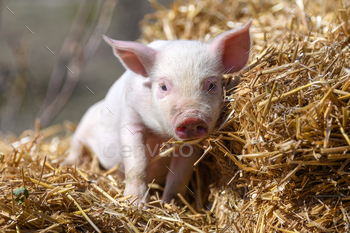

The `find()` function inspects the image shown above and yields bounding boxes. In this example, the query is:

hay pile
[143,0,350,231]
[1,0,350,232]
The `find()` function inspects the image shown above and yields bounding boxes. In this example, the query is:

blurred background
[0,0,172,135]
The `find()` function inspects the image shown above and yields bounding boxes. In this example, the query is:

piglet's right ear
[103,35,157,77]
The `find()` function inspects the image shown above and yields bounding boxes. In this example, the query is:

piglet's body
[65,20,252,203]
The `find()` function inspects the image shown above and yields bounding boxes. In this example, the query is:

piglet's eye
[160,84,167,91]
[208,83,216,91]
[204,77,219,94]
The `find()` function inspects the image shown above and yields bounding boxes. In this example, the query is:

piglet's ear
[209,19,252,73]
[103,35,157,77]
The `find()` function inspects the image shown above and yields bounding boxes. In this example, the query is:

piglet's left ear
[209,19,252,73]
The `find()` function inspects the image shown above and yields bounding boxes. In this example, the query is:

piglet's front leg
[120,125,149,204]
[162,144,202,203]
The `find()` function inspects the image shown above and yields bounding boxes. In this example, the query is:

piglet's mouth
[175,118,208,140]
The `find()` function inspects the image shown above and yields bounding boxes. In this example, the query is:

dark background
[0,0,173,135]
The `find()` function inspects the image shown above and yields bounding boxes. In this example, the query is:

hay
[143,0,350,231]
[1,0,350,232]
[0,122,214,232]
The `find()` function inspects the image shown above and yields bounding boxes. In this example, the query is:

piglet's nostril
[196,125,207,136]
[175,118,208,139]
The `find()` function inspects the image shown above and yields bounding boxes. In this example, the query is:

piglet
[64,19,252,204]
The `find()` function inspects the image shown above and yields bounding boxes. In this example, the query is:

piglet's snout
[175,118,208,139]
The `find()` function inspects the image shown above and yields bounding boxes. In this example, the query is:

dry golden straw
[1,0,350,232]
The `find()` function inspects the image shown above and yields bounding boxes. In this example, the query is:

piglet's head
[104,19,252,140]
